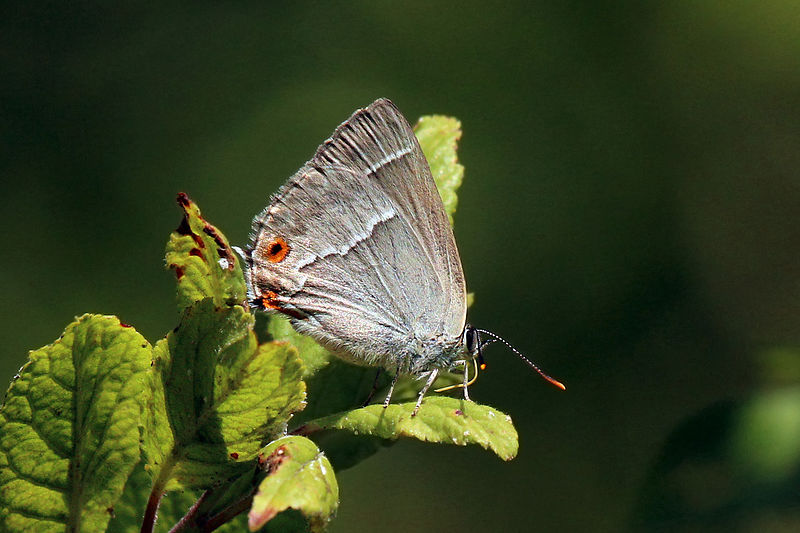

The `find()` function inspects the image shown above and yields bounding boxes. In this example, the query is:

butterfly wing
[246,99,467,373]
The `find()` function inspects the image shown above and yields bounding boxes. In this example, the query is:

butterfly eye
[464,326,478,355]
[265,237,290,263]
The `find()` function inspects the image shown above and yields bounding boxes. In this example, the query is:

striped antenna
[476,329,566,391]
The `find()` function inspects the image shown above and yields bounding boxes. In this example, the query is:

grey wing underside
[248,99,466,369]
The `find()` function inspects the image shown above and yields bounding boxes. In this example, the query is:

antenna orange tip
[547,377,566,391]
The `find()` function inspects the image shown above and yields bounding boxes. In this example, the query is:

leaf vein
[4,508,68,524]
[0,460,68,493]
[19,401,72,460]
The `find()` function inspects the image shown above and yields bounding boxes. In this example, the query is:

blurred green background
[3,2,800,532]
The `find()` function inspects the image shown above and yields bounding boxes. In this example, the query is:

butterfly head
[462,325,487,371]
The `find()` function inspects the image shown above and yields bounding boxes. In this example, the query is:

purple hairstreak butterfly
[242,98,564,415]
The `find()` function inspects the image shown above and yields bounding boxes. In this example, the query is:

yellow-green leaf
[0,315,151,532]
[305,396,519,461]
[143,300,306,490]
[415,114,464,221]
[165,193,246,311]
[248,436,338,532]
[263,315,330,378]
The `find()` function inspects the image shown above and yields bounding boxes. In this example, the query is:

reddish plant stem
[167,489,212,533]
[141,458,176,533]
[140,484,164,533]
[202,491,257,532]
[288,423,319,437]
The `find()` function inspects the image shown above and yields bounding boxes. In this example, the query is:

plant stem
[141,458,176,533]
[288,423,319,437]
[168,489,212,533]
[140,483,164,533]
[168,465,263,532]
[202,491,257,532]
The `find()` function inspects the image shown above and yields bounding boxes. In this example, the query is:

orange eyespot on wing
[258,289,307,321]
[264,237,290,263]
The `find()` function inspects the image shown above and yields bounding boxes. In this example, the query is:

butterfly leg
[412,369,439,417]
[462,361,471,402]
[383,369,400,408]
[362,369,383,407]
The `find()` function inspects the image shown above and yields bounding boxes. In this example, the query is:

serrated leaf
[415,114,464,220]
[0,315,151,532]
[305,396,518,461]
[166,193,247,311]
[248,436,338,532]
[144,299,306,491]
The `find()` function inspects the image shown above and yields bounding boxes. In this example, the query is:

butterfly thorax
[392,332,468,375]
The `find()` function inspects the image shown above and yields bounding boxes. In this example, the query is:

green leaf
[414,114,464,220]
[143,299,306,491]
[0,315,151,532]
[262,315,330,378]
[107,463,152,532]
[248,436,338,532]
[165,193,247,311]
[304,396,519,461]
[293,367,466,471]
[193,470,259,533]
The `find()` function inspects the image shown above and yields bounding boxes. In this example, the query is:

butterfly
[243,99,562,415]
